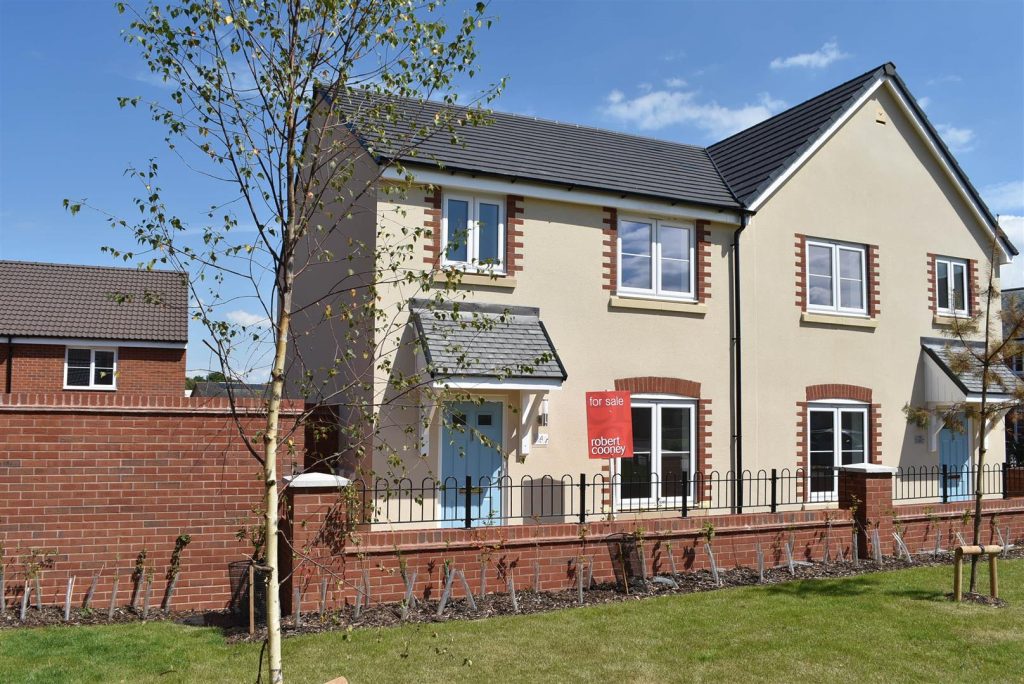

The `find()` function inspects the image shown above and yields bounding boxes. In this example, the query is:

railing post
[464,475,472,529]
[681,472,689,518]
[1002,464,1009,500]
[770,469,778,514]
[578,473,587,524]
[736,470,744,515]
[941,464,949,504]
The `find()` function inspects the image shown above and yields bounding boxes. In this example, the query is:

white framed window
[806,239,867,315]
[618,217,695,299]
[935,256,969,316]
[807,403,868,501]
[441,194,505,272]
[64,347,117,390]
[618,397,695,509]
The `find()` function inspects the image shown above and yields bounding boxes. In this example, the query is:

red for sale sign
[586,391,633,459]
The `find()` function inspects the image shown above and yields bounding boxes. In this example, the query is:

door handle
[457,486,484,495]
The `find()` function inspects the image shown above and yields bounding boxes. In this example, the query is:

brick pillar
[1007,467,1024,498]
[838,464,895,559]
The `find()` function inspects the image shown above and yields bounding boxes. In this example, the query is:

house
[289,62,1017,527]
[1003,286,1024,464]
[0,261,188,395]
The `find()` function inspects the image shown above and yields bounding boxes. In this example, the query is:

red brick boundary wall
[0,394,303,612]
[284,485,854,609]
[284,469,1024,609]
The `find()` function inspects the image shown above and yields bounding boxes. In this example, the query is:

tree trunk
[264,289,292,683]
[970,263,995,593]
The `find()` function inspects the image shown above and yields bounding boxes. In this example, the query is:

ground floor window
[620,399,694,506]
[808,404,867,500]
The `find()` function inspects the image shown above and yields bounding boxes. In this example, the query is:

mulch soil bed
[3,546,1019,637]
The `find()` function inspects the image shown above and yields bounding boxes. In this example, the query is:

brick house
[0,261,188,395]
[0,261,305,611]
[291,62,1019,528]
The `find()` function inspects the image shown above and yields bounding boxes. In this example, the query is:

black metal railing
[892,463,1007,503]
[348,467,836,528]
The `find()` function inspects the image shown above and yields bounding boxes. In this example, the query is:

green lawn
[2,561,1022,683]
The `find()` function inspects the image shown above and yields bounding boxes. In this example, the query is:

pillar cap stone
[284,472,351,489]
[836,463,897,475]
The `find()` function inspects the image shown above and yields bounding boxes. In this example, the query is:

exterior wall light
[537,398,549,427]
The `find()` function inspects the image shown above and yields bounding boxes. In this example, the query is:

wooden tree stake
[247,564,255,636]
[64,576,76,621]
[108,574,119,620]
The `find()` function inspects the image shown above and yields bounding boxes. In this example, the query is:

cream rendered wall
[371,190,737,506]
[742,84,1006,474]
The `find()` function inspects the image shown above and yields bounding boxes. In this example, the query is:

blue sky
[1,0,1023,375]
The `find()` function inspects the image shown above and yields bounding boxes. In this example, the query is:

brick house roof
[0,261,188,343]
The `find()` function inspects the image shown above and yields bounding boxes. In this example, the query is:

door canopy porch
[921,337,1019,405]
[410,298,567,392]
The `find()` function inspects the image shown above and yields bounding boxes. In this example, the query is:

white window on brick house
[442,194,505,272]
[618,397,695,510]
[935,256,969,316]
[65,347,117,390]
[618,217,695,299]
[807,403,868,501]
[806,239,867,315]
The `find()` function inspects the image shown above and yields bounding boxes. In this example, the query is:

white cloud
[225,309,271,327]
[770,41,849,70]
[601,89,786,139]
[927,75,962,86]
[917,96,931,110]
[984,180,1024,215]
[638,82,653,93]
[936,123,975,153]
[998,215,1024,288]
[665,77,687,89]
[662,49,686,62]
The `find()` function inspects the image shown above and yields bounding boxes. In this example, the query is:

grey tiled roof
[922,337,1020,398]
[708,64,885,206]
[0,261,188,342]
[707,63,1016,256]
[191,381,269,398]
[410,299,566,381]
[325,89,741,211]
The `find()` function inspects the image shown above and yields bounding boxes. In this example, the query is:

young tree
[904,238,1024,593]
[67,2,502,681]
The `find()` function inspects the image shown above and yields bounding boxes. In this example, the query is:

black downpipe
[5,336,12,393]
[732,215,750,513]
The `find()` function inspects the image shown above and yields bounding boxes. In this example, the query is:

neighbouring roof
[409,299,567,382]
[324,89,741,211]
[191,381,269,399]
[0,261,188,343]
[921,337,1020,399]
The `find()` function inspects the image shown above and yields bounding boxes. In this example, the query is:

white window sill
[801,311,877,329]
[609,295,707,316]
[933,312,970,326]
[63,385,118,391]
[433,272,517,289]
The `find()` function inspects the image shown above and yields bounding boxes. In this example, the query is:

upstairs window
[65,347,116,390]
[442,194,505,272]
[618,218,694,299]
[935,256,969,316]
[806,239,867,315]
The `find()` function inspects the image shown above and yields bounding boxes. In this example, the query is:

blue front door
[939,421,971,502]
[441,401,503,526]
